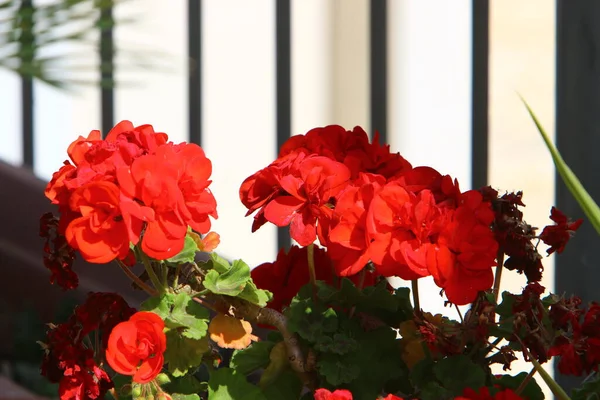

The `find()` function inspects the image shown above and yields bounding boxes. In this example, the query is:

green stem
[527,350,571,400]
[455,304,464,323]
[173,264,181,288]
[140,251,165,293]
[115,259,158,296]
[411,279,420,311]
[493,250,505,303]
[161,265,169,287]
[307,244,317,300]
[307,244,316,285]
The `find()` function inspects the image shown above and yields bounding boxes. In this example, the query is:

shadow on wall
[0,161,148,394]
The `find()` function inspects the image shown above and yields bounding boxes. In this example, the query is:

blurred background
[1,0,596,398]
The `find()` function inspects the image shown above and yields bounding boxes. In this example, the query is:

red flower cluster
[480,189,544,283]
[313,387,522,400]
[313,389,402,400]
[549,300,600,376]
[251,245,379,313]
[482,188,582,284]
[44,120,218,265]
[41,292,136,400]
[241,125,498,305]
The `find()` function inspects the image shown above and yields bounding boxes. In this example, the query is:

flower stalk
[115,259,158,296]
[527,350,571,400]
[411,279,420,311]
[493,250,505,303]
[140,251,165,294]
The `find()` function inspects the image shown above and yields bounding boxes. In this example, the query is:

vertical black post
[99,2,115,136]
[370,0,387,143]
[19,0,35,168]
[555,1,600,391]
[188,0,202,145]
[471,0,489,189]
[276,0,291,251]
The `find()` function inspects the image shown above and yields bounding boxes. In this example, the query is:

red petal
[263,196,304,226]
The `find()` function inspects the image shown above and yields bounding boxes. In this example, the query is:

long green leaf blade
[521,96,600,235]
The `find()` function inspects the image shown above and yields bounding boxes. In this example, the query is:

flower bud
[131,385,142,399]
[157,393,172,400]
[155,373,171,385]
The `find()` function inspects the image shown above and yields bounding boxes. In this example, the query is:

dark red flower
[40,212,78,290]
[251,245,377,314]
[549,334,586,376]
[41,292,135,400]
[540,206,583,255]
[457,387,524,400]
[482,189,544,283]
[58,358,113,400]
[549,295,583,330]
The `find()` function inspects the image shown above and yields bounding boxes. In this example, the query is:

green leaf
[410,358,435,388]
[572,372,600,400]
[237,280,272,307]
[496,372,544,400]
[315,333,358,355]
[522,97,600,235]
[433,355,486,395]
[141,293,172,319]
[419,382,453,400]
[207,368,266,400]
[262,370,303,400]
[230,341,276,375]
[496,291,517,318]
[164,374,206,395]
[171,395,201,400]
[317,353,361,386]
[164,332,209,377]
[259,341,289,389]
[209,252,233,273]
[166,292,210,339]
[166,233,200,264]
[203,260,251,297]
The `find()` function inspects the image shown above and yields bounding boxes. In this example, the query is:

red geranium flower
[366,182,442,280]
[117,142,217,259]
[263,154,351,246]
[106,311,167,383]
[429,190,498,305]
[328,173,386,276]
[279,125,412,179]
[65,181,137,264]
[314,388,353,400]
[540,206,583,255]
